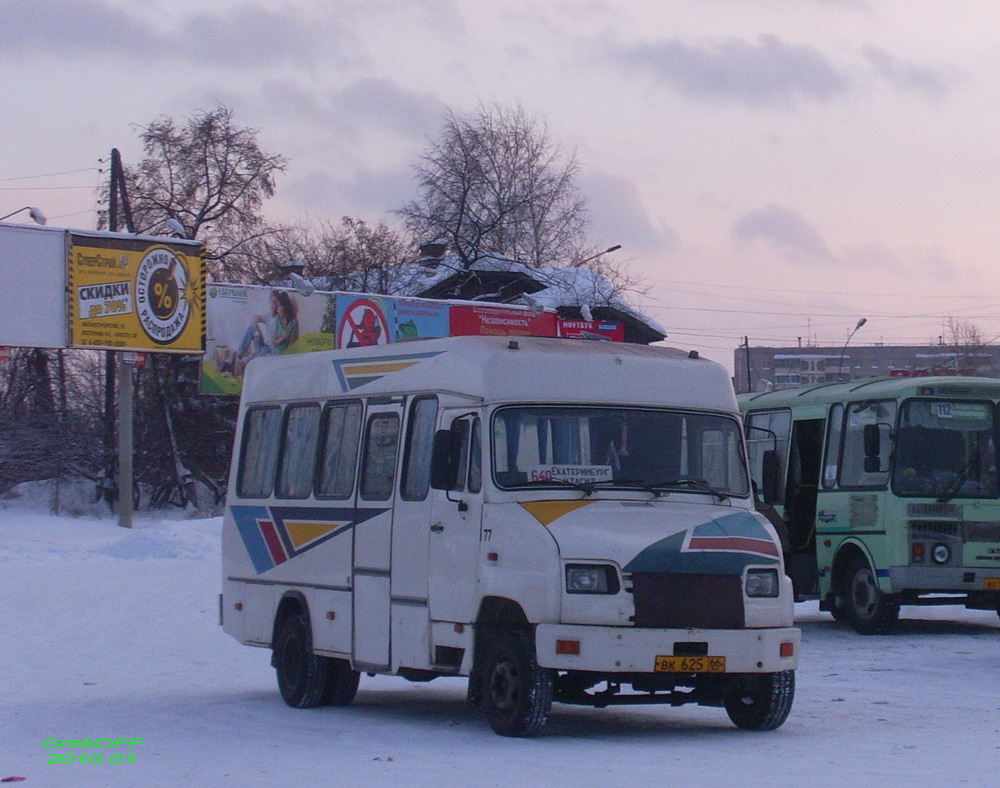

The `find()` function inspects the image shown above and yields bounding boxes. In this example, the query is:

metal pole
[117,355,133,527]
[109,147,136,527]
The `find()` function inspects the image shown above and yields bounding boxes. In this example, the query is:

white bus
[221,335,799,736]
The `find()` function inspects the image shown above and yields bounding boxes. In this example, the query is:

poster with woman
[201,285,333,395]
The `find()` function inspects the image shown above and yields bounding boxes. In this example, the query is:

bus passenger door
[428,414,483,629]
[785,419,824,598]
[352,400,403,671]
[389,396,439,671]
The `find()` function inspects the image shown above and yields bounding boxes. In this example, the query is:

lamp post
[839,317,867,381]
[0,206,47,224]
[572,244,621,268]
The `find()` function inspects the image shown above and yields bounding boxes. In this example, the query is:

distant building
[733,342,1000,394]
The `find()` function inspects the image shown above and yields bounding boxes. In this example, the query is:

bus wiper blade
[937,462,974,503]
[647,478,729,502]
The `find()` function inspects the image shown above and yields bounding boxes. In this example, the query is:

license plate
[654,655,726,673]
[985,578,1000,590]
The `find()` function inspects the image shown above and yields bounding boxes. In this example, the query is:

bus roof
[738,376,1000,411]
[240,335,739,413]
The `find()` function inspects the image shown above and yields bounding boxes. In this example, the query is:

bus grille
[909,520,1000,542]
[630,573,744,629]
[909,521,961,540]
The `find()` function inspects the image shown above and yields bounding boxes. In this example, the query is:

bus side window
[840,401,896,488]
[746,409,791,503]
[822,403,844,489]
[237,406,282,499]
[445,416,482,493]
[468,418,482,493]
[361,413,401,501]
[401,397,438,501]
[316,402,362,499]
[275,403,321,499]
[452,419,471,493]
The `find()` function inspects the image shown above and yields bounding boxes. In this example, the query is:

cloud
[732,204,835,263]
[330,79,447,140]
[285,166,417,221]
[1,0,162,55]
[1,0,341,68]
[606,33,850,107]
[581,170,677,255]
[863,47,951,99]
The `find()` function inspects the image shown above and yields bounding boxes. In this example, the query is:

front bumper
[889,565,1000,593]
[535,624,800,674]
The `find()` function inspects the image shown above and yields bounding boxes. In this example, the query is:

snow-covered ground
[1,495,998,787]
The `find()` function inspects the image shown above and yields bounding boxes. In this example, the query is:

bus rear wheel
[843,555,899,635]
[274,613,358,708]
[724,670,795,730]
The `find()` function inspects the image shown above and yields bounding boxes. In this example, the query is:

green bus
[739,376,1000,634]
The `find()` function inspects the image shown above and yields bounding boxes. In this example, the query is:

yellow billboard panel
[68,233,205,352]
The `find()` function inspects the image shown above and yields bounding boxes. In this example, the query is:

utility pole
[108,148,136,527]
[744,336,751,394]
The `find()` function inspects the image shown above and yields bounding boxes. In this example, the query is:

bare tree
[945,317,984,347]
[399,103,590,268]
[94,105,290,509]
[286,217,417,294]
[99,105,289,281]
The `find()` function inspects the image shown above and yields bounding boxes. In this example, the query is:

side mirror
[863,423,885,473]
[863,423,881,459]
[430,429,459,490]
[761,449,780,505]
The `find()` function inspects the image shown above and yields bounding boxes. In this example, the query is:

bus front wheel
[843,555,899,635]
[724,670,795,730]
[481,631,553,737]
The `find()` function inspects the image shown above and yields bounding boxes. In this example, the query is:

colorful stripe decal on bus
[231,505,388,574]
[331,351,445,392]
[624,511,781,576]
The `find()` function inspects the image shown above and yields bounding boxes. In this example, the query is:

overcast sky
[5,0,1000,371]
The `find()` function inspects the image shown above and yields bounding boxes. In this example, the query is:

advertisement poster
[68,233,205,352]
[556,318,624,342]
[394,299,450,342]
[0,224,67,348]
[336,294,393,349]
[450,304,557,338]
[201,285,333,395]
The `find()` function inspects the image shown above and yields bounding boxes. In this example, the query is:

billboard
[449,304,557,338]
[0,224,67,348]
[68,232,205,352]
[202,285,335,395]
[556,318,624,342]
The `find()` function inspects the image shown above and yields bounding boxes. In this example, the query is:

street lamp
[0,206,47,224]
[839,318,867,381]
[572,244,621,268]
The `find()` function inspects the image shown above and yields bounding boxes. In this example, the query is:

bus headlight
[932,543,951,565]
[565,564,619,594]
[745,568,780,598]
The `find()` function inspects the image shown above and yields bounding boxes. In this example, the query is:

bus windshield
[491,405,750,497]
[892,399,999,499]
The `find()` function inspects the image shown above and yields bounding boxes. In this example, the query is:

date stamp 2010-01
[43,738,143,766]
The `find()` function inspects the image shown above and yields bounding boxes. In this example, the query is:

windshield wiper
[646,478,729,502]
[937,460,975,503]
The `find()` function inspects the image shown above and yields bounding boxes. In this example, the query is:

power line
[0,185,97,191]
[0,167,99,182]
[645,276,999,301]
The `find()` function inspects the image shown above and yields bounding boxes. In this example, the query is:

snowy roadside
[1,503,998,788]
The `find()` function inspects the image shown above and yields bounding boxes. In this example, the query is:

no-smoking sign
[337,298,390,348]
